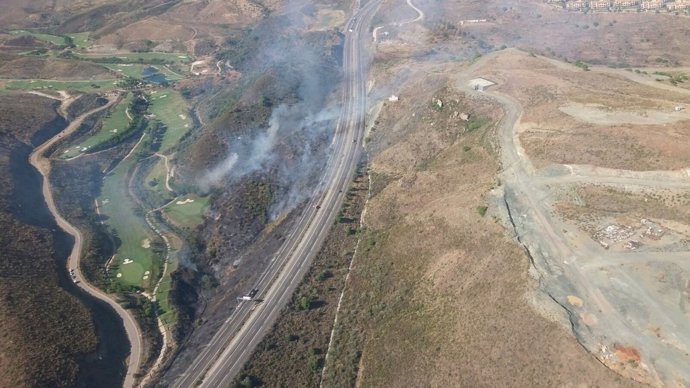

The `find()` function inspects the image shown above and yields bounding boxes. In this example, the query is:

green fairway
[100,139,159,288]
[163,194,208,229]
[78,52,192,64]
[5,79,119,92]
[102,64,185,82]
[65,32,90,49]
[156,267,178,325]
[103,64,146,79]
[9,30,67,46]
[158,65,186,81]
[144,156,175,201]
[61,93,134,158]
[148,89,193,152]
[155,242,180,325]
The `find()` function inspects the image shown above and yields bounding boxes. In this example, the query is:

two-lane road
[29,93,143,388]
[172,1,381,386]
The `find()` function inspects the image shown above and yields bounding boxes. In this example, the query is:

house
[641,0,663,9]
[565,0,587,10]
[589,0,611,9]
[666,0,690,9]
[613,0,640,7]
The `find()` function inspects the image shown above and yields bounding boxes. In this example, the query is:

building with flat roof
[565,0,587,9]
[589,0,611,8]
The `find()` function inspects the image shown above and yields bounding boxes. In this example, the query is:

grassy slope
[143,156,172,200]
[99,143,158,288]
[77,52,192,64]
[163,194,209,230]
[148,90,193,153]
[103,64,185,81]
[66,32,90,49]
[62,92,133,158]
[155,233,181,325]
[9,30,67,46]
[6,79,118,92]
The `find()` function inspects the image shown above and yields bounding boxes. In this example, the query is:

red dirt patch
[614,344,642,364]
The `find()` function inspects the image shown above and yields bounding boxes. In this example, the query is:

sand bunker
[141,238,151,248]
[567,295,584,307]
[116,273,122,278]
[123,258,133,265]
[559,102,690,125]
[176,198,195,205]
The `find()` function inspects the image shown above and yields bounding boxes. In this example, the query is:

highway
[172,1,381,386]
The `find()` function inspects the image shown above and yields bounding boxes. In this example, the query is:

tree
[234,375,261,388]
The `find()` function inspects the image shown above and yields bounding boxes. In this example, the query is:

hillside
[2,0,690,386]
[0,94,99,387]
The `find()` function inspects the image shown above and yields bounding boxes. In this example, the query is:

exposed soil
[473,50,690,171]
[323,68,638,387]
[468,49,690,385]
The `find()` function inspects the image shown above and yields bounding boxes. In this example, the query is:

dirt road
[457,50,690,386]
[154,152,174,192]
[28,92,143,388]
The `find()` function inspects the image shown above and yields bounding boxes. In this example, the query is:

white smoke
[201,153,239,190]
[199,102,341,197]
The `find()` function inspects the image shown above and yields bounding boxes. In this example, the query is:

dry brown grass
[324,70,639,387]
[0,55,113,80]
[163,0,266,27]
[473,50,690,170]
[233,165,369,387]
[96,17,195,46]
[0,0,109,28]
[556,184,690,233]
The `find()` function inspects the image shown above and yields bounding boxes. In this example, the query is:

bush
[298,295,312,310]
[467,116,489,132]
[318,270,333,281]
[574,60,590,71]
[476,205,488,217]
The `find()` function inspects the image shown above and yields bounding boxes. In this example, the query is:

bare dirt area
[554,184,690,253]
[461,48,690,385]
[472,50,690,171]
[323,66,638,387]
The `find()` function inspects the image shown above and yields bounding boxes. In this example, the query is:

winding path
[373,0,423,41]
[457,49,690,386]
[154,152,174,192]
[28,92,143,388]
